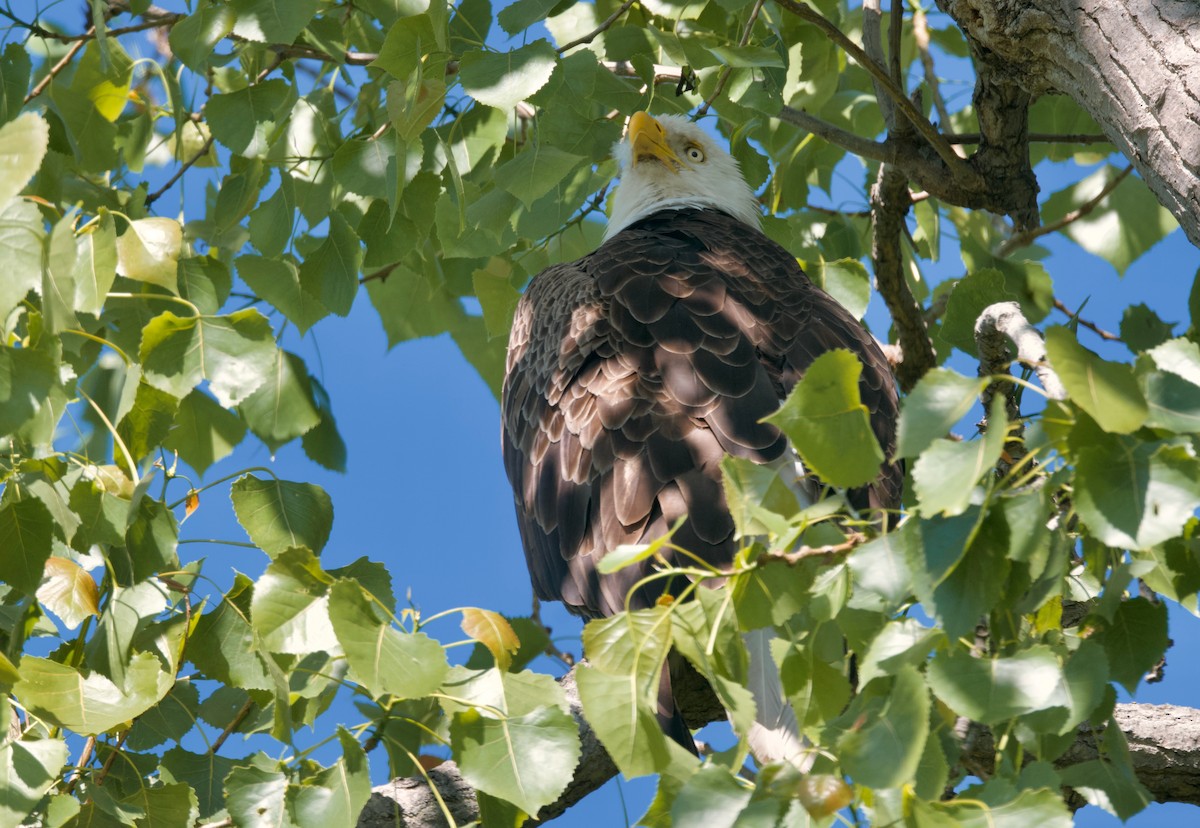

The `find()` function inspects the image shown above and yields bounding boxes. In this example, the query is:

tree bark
[358,663,1200,825]
[937,0,1200,247]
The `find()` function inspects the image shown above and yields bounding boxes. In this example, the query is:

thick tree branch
[872,164,936,391]
[936,0,1200,247]
[974,301,1066,402]
[359,656,1200,826]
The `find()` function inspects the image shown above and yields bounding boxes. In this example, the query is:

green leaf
[1121,303,1175,352]
[0,345,58,437]
[451,704,581,815]
[896,368,986,459]
[158,746,236,819]
[177,255,232,316]
[15,652,173,735]
[239,351,322,451]
[847,527,916,610]
[248,176,296,258]
[230,474,333,558]
[912,400,1006,516]
[499,0,567,34]
[161,390,247,475]
[493,145,585,209]
[250,547,338,656]
[1059,759,1152,820]
[913,785,1072,828]
[41,215,79,334]
[298,212,360,317]
[670,764,752,828]
[68,476,129,552]
[927,645,1067,724]
[0,44,31,126]
[575,665,674,778]
[857,618,943,686]
[127,683,201,751]
[459,42,558,111]
[938,268,1019,356]
[1045,325,1147,433]
[836,667,929,788]
[206,79,292,157]
[387,77,446,142]
[237,255,328,334]
[300,376,347,472]
[167,1,236,69]
[140,309,278,406]
[0,112,49,209]
[187,576,271,690]
[1074,438,1200,551]
[331,134,397,200]
[230,0,321,44]
[0,200,43,320]
[115,218,183,291]
[1097,597,1169,694]
[224,765,289,828]
[290,729,371,828]
[765,349,884,488]
[806,258,871,321]
[0,732,69,828]
[472,259,522,339]
[369,14,440,78]
[329,579,448,699]
[0,497,55,595]
[909,508,1009,640]
[71,212,118,316]
[1042,165,1177,275]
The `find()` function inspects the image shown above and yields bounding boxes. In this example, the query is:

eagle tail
[743,627,812,770]
[657,654,698,755]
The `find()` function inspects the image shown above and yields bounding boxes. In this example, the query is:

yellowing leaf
[0,112,49,209]
[461,609,520,671]
[36,558,99,629]
[116,218,183,291]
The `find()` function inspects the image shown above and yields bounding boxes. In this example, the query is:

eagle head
[605,111,761,240]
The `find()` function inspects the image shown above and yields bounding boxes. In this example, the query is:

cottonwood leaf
[15,652,173,735]
[1045,326,1147,433]
[766,349,883,488]
[459,42,557,111]
[329,579,448,699]
[896,368,986,459]
[140,309,277,406]
[116,218,183,291]
[230,474,333,557]
[0,112,49,208]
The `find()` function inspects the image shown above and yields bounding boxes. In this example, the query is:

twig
[145,134,215,206]
[696,0,766,118]
[862,1,896,130]
[974,301,1066,401]
[145,54,284,206]
[774,0,976,183]
[997,164,1133,256]
[912,8,964,157]
[756,533,866,567]
[210,697,255,754]
[93,731,129,787]
[1054,298,1120,341]
[944,132,1111,145]
[50,13,184,42]
[25,28,93,103]
[777,106,892,163]
[601,60,687,88]
[556,0,638,54]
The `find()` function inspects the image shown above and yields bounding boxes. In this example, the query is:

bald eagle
[501,111,901,759]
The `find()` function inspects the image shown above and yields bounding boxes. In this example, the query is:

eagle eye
[685,145,705,163]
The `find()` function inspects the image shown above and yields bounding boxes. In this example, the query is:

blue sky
[15,1,1200,824]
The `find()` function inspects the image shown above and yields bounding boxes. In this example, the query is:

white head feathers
[605,112,761,240]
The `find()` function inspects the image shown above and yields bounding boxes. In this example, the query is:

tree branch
[997,164,1133,257]
[775,0,975,182]
[556,0,638,54]
[358,660,1200,826]
[974,301,1066,402]
[871,164,936,392]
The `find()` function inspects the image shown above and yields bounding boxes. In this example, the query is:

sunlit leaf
[230,475,333,558]
[1045,325,1147,433]
[0,112,49,209]
[459,42,557,111]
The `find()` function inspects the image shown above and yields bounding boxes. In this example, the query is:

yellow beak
[627,111,683,171]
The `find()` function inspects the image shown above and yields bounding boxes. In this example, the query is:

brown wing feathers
[501,208,901,619]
